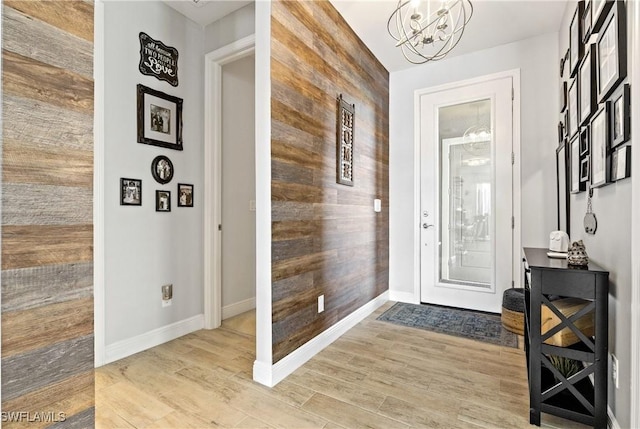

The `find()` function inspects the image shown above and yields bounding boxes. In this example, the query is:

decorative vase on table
[566,240,589,266]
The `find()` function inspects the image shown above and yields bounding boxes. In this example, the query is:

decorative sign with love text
[139,32,179,87]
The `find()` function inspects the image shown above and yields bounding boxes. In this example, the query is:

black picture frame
[580,155,590,182]
[560,81,568,113]
[596,1,627,103]
[592,0,614,33]
[556,141,570,236]
[569,1,585,77]
[611,145,631,181]
[582,0,593,44]
[580,125,590,156]
[120,178,142,206]
[156,190,171,212]
[151,155,174,185]
[558,121,565,144]
[579,44,597,126]
[590,104,610,188]
[570,134,585,193]
[137,84,184,151]
[568,79,579,138]
[177,183,194,207]
[564,110,569,138]
[610,82,630,148]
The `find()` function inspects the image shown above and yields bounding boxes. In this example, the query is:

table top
[523,247,608,274]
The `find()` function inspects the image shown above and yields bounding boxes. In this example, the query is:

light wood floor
[96,302,589,429]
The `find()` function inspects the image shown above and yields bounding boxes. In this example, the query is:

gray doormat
[377,302,518,348]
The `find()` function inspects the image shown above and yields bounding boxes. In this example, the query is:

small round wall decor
[151,155,174,184]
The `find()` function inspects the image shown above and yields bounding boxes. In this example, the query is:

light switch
[374,199,382,212]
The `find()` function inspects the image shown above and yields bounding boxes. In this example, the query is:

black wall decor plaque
[139,32,179,87]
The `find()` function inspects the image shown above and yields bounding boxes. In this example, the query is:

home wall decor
[151,155,174,184]
[611,145,631,181]
[610,82,630,148]
[570,134,585,193]
[137,84,183,150]
[121,178,142,206]
[595,1,626,103]
[177,183,194,207]
[579,44,597,126]
[569,1,585,76]
[138,32,179,87]
[336,94,355,186]
[568,79,579,137]
[156,190,171,212]
[556,141,570,235]
[590,104,610,187]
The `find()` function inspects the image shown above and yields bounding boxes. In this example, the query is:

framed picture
[156,190,171,212]
[570,134,585,193]
[151,155,174,184]
[564,110,569,138]
[560,49,569,78]
[590,104,610,188]
[611,145,631,181]
[592,0,613,33]
[580,126,590,156]
[336,94,355,186]
[556,141,570,236]
[596,1,627,103]
[610,82,630,148]
[137,84,183,151]
[177,183,194,207]
[582,0,592,44]
[579,44,597,126]
[568,79,579,138]
[560,81,568,113]
[569,1,585,77]
[120,178,142,206]
[580,155,590,182]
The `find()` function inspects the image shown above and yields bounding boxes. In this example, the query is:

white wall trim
[104,314,204,364]
[203,34,255,331]
[608,405,622,429]
[389,290,419,304]
[222,298,256,320]
[94,0,106,368]
[253,292,389,387]
[412,69,522,303]
[629,0,640,427]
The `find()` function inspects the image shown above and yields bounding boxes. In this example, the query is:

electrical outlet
[318,295,324,313]
[612,354,619,389]
[162,284,173,307]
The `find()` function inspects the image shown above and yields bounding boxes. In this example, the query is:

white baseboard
[222,297,256,320]
[103,314,204,365]
[253,291,389,387]
[389,289,419,304]
[608,405,621,429]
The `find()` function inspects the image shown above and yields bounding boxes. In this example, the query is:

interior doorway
[417,72,517,313]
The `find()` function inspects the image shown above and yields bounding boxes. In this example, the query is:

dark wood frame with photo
[579,44,597,126]
[120,178,142,206]
[568,79,579,138]
[155,190,171,212]
[570,134,585,193]
[580,125,590,156]
[596,1,627,103]
[582,0,593,44]
[151,155,174,185]
[590,104,611,188]
[569,1,585,77]
[556,141,570,235]
[609,82,630,148]
[177,183,194,207]
[137,84,184,151]
[610,145,631,181]
[591,0,614,33]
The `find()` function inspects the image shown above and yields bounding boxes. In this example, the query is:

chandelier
[387,0,473,64]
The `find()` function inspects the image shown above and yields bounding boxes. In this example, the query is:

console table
[523,247,609,428]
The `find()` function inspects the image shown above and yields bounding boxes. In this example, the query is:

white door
[419,75,513,313]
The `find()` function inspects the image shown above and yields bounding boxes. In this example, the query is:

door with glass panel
[419,75,513,313]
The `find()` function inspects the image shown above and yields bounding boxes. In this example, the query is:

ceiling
[164,0,568,73]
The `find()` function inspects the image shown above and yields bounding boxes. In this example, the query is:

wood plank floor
[96,302,589,429]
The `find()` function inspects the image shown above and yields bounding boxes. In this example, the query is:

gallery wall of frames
[557,0,631,234]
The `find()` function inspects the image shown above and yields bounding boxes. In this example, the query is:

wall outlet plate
[162,299,172,307]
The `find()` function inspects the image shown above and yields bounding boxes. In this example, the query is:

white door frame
[203,35,255,329]
[412,69,521,304]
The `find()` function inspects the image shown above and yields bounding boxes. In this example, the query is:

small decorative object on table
[566,240,589,266]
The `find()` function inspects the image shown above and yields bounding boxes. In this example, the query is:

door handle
[423,223,434,229]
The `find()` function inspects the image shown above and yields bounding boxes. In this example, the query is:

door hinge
[218,224,222,231]
[511,87,514,100]
[511,152,515,165]
[512,216,515,229]
[512,280,515,287]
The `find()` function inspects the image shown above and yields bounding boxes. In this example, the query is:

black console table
[523,247,609,428]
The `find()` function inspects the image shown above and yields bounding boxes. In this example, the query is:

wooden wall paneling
[1,0,95,421]
[271,0,389,363]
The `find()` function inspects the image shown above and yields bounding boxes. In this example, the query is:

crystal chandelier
[387,0,473,64]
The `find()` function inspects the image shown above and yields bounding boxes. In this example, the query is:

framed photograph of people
[596,1,627,103]
[568,79,579,138]
[156,190,171,212]
[177,183,194,207]
[570,134,585,193]
[611,145,631,181]
[591,0,613,33]
[120,178,142,206]
[610,83,630,148]
[590,104,610,188]
[137,84,183,151]
[579,44,597,126]
[569,1,585,77]
[151,155,174,185]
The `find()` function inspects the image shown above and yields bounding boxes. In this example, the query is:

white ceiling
[331,0,568,72]
[164,0,251,27]
[163,0,568,73]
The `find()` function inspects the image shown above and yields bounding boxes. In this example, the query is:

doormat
[377,302,518,348]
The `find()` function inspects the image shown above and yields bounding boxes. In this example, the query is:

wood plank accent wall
[2,1,95,426]
[271,0,389,363]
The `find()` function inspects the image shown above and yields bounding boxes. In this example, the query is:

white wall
[558,2,633,426]
[389,32,559,298]
[104,2,204,346]
[205,3,255,54]
[221,55,256,311]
